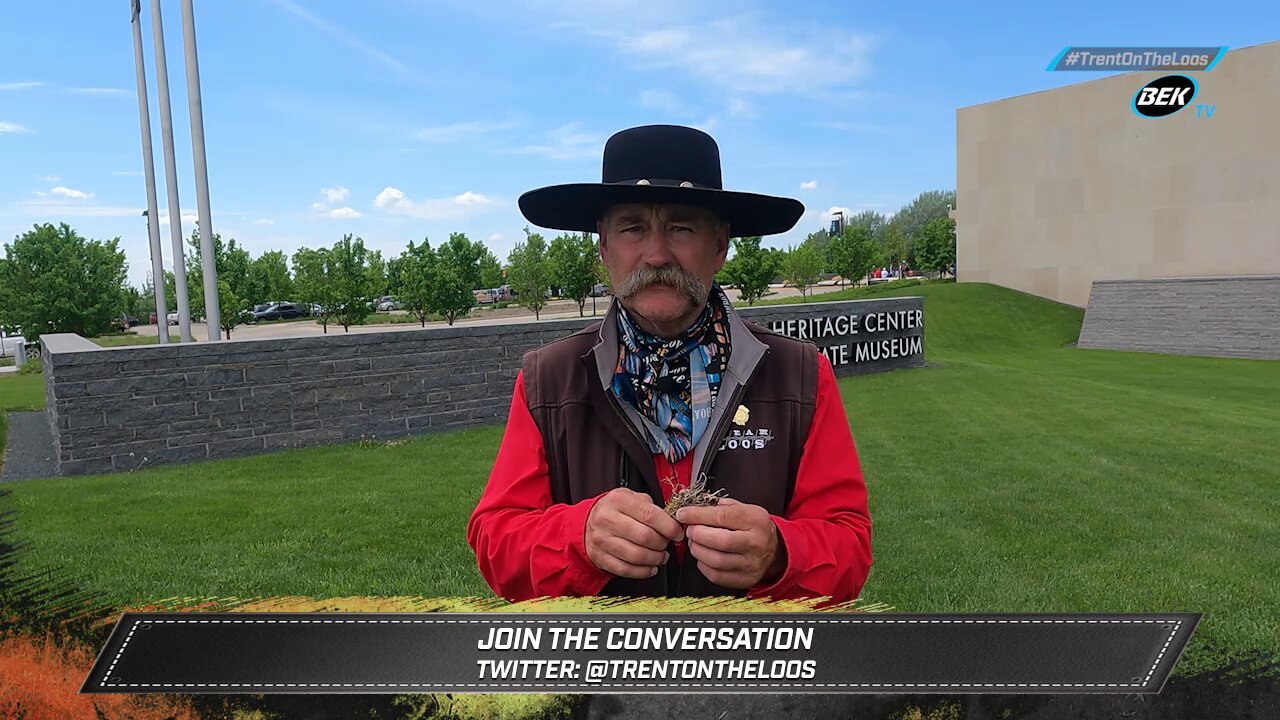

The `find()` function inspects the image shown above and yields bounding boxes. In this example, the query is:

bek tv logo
[1132,75,1201,118]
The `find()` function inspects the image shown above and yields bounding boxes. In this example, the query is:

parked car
[376,297,403,311]
[589,283,610,297]
[167,312,179,326]
[251,302,310,322]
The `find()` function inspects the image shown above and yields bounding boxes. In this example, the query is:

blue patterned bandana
[612,285,733,462]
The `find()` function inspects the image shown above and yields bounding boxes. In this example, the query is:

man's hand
[676,498,786,589]
[586,488,685,579]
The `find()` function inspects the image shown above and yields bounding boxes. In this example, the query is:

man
[467,125,872,602]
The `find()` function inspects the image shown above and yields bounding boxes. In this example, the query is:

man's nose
[638,228,675,266]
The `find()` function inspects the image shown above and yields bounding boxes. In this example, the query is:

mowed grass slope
[4,283,1278,672]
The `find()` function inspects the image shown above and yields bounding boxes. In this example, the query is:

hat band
[608,178,716,189]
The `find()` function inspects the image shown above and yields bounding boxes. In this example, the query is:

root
[664,486,728,518]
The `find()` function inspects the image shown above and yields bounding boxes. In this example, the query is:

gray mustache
[617,264,708,304]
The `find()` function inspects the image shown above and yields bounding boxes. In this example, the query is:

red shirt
[467,352,873,602]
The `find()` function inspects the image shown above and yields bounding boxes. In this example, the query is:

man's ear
[596,220,609,260]
[716,222,731,262]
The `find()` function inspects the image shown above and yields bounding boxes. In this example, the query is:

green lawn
[3,282,1278,675]
[91,333,187,347]
[0,372,47,412]
[0,372,47,477]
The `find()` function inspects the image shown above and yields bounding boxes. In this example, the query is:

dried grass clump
[663,486,728,517]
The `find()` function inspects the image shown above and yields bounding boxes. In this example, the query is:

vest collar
[587,294,769,475]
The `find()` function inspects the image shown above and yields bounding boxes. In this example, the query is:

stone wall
[1077,276,1280,359]
[42,296,924,476]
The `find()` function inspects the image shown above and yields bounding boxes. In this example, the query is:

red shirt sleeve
[466,371,612,601]
[747,352,874,603]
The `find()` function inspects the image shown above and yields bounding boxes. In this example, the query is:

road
[129,283,860,343]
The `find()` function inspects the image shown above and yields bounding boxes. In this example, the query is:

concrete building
[955,41,1280,309]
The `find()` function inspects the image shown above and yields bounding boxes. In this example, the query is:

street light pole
[149,0,194,342]
[130,0,169,344]
[180,0,221,340]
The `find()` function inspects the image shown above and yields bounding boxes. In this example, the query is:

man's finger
[599,535,668,568]
[695,562,750,590]
[676,502,753,530]
[684,524,751,553]
[619,497,685,542]
[686,539,751,573]
[595,552,661,580]
[604,512,675,552]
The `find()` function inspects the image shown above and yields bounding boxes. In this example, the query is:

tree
[478,249,504,290]
[887,190,955,265]
[0,223,128,338]
[548,232,596,317]
[247,250,293,306]
[827,225,881,287]
[393,239,437,326]
[330,234,372,331]
[217,279,250,340]
[365,249,389,300]
[781,241,823,299]
[507,228,551,320]
[847,210,887,243]
[292,247,337,333]
[882,225,909,273]
[437,232,486,291]
[719,236,781,306]
[184,229,251,319]
[804,229,832,272]
[915,217,957,277]
[428,263,475,325]
[120,284,144,319]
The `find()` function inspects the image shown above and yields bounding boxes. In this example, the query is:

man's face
[598,203,730,334]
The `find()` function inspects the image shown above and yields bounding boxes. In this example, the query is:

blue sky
[1,1,1274,286]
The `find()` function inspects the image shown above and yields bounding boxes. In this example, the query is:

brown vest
[521,302,819,597]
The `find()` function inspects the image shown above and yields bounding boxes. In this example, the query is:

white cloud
[374,186,496,220]
[112,170,144,176]
[159,210,199,225]
[510,122,602,161]
[815,121,904,135]
[328,207,362,219]
[321,186,350,203]
[728,98,754,117]
[692,116,719,134]
[416,118,521,143]
[52,186,93,199]
[39,175,61,183]
[549,8,874,97]
[639,89,685,115]
[0,122,30,134]
[15,202,142,217]
[254,218,276,225]
[67,87,130,97]
[800,180,818,190]
[265,0,422,84]
[0,81,42,90]
[488,233,504,243]
[798,205,853,229]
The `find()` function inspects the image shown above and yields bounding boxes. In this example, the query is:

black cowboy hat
[518,124,805,237]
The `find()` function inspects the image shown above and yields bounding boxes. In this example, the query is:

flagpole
[130,0,169,344]
[180,0,221,340]
[149,0,194,343]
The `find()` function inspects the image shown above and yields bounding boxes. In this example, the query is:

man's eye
[622,225,643,233]
[671,225,693,232]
